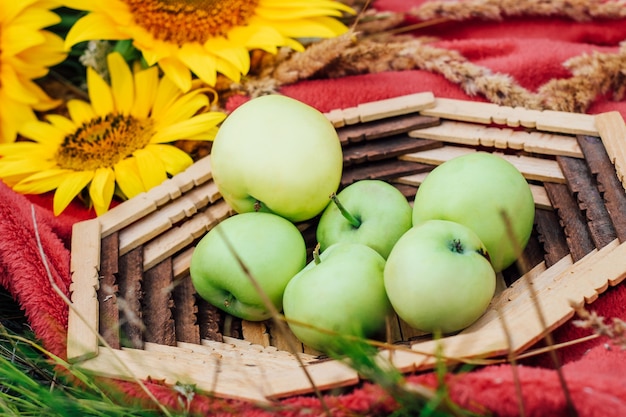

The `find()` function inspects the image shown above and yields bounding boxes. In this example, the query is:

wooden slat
[420,98,598,135]
[557,155,617,249]
[595,111,626,190]
[142,200,233,271]
[544,182,595,262]
[197,297,222,343]
[142,259,176,346]
[341,159,433,186]
[343,135,442,166]
[98,232,121,349]
[67,218,101,362]
[118,181,221,257]
[325,92,435,127]
[577,135,626,242]
[172,273,201,344]
[337,114,440,145]
[118,247,145,349]
[399,146,566,183]
[241,321,271,347]
[408,120,583,157]
[534,209,570,268]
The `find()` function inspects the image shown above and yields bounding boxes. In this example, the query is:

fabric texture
[2,0,626,415]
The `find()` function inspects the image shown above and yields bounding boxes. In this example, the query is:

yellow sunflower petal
[64,12,127,49]
[108,52,135,114]
[152,91,209,128]
[113,157,144,199]
[89,167,116,216]
[67,99,97,126]
[0,158,57,183]
[53,170,94,215]
[179,42,218,87]
[158,56,192,93]
[133,148,167,191]
[44,114,77,136]
[1,65,39,104]
[131,66,159,119]
[151,76,183,120]
[18,120,65,144]
[147,144,193,175]
[87,66,114,116]
[12,168,70,194]
[151,112,226,143]
[203,36,250,75]
[0,96,36,143]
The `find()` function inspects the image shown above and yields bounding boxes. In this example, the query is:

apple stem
[330,193,361,228]
[313,243,322,265]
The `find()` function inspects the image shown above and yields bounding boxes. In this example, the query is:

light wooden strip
[99,193,159,238]
[77,343,358,402]
[595,111,626,191]
[535,110,598,136]
[408,121,583,158]
[399,146,566,183]
[241,321,271,347]
[142,200,234,271]
[67,218,101,363]
[168,156,213,192]
[393,173,552,210]
[117,181,221,257]
[324,92,435,127]
[420,98,598,135]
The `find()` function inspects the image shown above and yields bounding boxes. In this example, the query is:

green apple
[316,180,412,259]
[282,242,392,353]
[384,219,496,334]
[189,212,307,321]
[412,152,535,272]
[210,94,343,223]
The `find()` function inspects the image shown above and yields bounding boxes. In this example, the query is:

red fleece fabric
[2,1,626,416]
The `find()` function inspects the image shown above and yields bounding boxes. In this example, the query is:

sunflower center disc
[55,113,154,171]
[123,0,260,45]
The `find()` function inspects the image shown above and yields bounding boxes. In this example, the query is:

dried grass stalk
[412,0,626,22]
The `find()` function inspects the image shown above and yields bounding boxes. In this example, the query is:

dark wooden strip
[557,155,617,249]
[577,135,626,242]
[341,160,433,187]
[143,258,176,346]
[98,232,121,349]
[172,275,202,344]
[343,135,442,167]
[533,209,569,268]
[117,247,145,349]
[336,114,440,145]
[196,296,223,343]
[544,182,595,262]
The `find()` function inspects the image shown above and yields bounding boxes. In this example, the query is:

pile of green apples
[190,95,535,354]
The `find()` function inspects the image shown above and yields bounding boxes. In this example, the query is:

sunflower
[62,0,354,92]
[0,52,226,216]
[0,1,67,142]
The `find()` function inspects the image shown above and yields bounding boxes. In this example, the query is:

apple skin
[189,212,307,322]
[384,219,496,334]
[210,94,343,223]
[412,152,535,272]
[316,180,412,259]
[282,242,392,353]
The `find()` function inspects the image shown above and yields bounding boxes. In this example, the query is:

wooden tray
[67,92,626,403]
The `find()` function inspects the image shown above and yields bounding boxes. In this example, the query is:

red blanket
[3,0,626,415]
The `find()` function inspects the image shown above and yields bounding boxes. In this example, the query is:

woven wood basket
[67,92,626,403]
